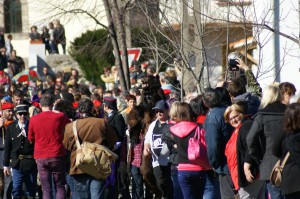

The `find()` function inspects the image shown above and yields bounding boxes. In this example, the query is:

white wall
[253,0,300,93]
[12,0,108,59]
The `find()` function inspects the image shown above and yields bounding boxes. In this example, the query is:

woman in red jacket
[224,103,265,199]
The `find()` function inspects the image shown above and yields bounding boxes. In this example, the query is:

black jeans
[285,191,300,199]
[153,165,173,199]
[218,173,235,199]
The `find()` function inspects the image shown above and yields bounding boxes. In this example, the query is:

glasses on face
[18,112,28,116]
[155,110,164,114]
[229,114,240,122]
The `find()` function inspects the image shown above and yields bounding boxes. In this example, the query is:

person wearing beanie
[0,103,14,196]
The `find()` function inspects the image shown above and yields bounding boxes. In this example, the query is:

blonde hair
[224,104,244,123]
[169,101,193,122]
[260,85,282,109]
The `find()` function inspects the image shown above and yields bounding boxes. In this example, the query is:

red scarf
[4,120,13,128]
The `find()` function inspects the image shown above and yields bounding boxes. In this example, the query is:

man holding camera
[227,58,261,116]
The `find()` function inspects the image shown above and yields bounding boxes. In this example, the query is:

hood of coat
[234,92,260,115]
[259,102,286,115]
[170,121,198,138]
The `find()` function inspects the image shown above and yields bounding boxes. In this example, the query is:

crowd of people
[29,19,66,55]
[0,30,25,80]
[0,55,299,199]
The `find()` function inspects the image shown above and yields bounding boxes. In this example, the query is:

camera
[228,52,240,71]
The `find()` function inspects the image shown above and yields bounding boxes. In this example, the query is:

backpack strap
[72,120,82,149]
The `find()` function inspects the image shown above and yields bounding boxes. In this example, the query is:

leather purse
[270,151,290,187]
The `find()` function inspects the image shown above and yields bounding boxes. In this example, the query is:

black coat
[274,133,300,195]
[0,34,5,48]
[0,53,7,71]
[3,121,36,171]
[237,119,260,187]
[246,102,286,180]
[107,110,126,142]
[0,126,6,169]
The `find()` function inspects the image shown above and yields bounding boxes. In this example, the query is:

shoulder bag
[270,151,290,187]
[72,120,118,180]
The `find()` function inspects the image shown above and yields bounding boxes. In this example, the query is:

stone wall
[44,54,81,75]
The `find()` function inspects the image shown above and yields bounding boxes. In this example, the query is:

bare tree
[33,0,300,92]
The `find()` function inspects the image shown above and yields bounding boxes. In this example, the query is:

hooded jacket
[233,92,260,116]
[170,121,211,171]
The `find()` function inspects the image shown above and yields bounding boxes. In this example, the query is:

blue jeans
[36,157,66,199]
[266,181,285,199]
[11,168,37,198]
[67,174,105,199]
[178,170,206,199]
[171,166,183,199]
[204,170,221,199]
[50,41,58,54]
[131,166,144,199]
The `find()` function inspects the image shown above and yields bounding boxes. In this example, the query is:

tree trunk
[111,0,131,90]
[102,0,128,91]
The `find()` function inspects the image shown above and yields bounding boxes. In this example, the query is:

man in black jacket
[103,97,128,198]
[3,104,37,199]
[103,97,126,142]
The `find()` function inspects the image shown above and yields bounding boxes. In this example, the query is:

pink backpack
[188,126,207,161]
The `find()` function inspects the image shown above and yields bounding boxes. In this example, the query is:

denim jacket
[204,106,233,174]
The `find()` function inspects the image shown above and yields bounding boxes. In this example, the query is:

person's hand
[3,167,10,177]
[244,163,254,183]
[143,146,151,157]
[236,58,250,71]
[216,80,226,88]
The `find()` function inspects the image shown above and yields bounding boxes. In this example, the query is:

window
[4,0,22,33]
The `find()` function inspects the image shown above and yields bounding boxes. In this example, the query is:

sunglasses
[155,110,164,114]
[18,112,28,116]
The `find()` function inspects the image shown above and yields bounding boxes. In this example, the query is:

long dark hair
[189,95,209,119]
[127,105,151,146]
[284,103,300,133]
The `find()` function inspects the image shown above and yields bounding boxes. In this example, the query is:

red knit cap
[93,100,102,107]
[2,103,14,110]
